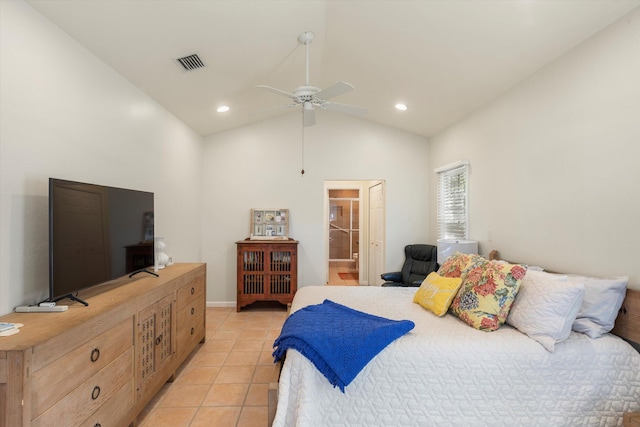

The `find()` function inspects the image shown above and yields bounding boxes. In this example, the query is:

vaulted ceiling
[26,0,640,137]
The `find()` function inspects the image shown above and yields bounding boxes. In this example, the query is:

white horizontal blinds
[436,162,469,240]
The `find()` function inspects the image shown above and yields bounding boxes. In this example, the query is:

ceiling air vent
[175,54,205,72]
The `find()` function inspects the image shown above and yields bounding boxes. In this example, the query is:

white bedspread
[273,286,640,427]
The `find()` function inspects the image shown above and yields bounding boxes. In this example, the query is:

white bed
[273,285,640,427]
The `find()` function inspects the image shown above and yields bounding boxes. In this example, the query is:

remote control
[0,322,15,332]
[15,305,68,313]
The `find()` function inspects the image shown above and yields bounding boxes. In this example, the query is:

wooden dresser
[0,263,206,427]
[625,412,640,427]
[236,239,298,311]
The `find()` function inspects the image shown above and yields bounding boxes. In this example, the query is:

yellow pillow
[413,272,463,316]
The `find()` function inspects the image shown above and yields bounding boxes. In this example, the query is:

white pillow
[566,275,628,338]
[507,270,585,352]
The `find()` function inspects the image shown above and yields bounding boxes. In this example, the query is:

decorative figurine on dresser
[236,209,298,311]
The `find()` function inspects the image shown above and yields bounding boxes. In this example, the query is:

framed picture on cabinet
[250,209,289,240]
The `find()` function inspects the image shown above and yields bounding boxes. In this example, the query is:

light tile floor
[138,303,288,427]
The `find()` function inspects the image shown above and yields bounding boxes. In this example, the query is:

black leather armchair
[381,244,439,287]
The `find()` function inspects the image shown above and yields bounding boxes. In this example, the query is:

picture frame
[250,209,289,240]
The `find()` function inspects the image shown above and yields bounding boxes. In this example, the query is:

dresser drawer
[31,319,133,419]
[31,346,133,427]
[84,378,134,427]
[176,276,205,310]
[176,303,205,359]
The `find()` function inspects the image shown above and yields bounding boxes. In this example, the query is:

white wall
[0,0,204,315]
[202,112,429,304]
[429,8,640,288]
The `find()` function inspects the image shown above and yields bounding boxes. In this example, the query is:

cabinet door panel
[135,293,175,400]
[156,294,174,367]
[136,303,157,393]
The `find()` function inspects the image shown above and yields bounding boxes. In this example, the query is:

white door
[368,182,385,286]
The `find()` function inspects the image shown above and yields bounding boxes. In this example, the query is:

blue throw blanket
[273,299,415,392]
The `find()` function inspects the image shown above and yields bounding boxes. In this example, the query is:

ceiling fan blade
[263,103,299,112]
[316,81,355,100]
[323,101,367,116]
[303,103,316,127]
[255,85,297,100]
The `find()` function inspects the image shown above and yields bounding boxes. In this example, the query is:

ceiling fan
[256,31,367,127]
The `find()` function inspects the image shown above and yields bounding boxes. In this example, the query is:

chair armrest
[411,280,424,287]
[380,271,402,282]
[381,282,405,287]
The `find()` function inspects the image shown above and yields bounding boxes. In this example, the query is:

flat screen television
[48,178,155,305]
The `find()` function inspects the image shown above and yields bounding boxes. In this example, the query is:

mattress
[273,286,640,427]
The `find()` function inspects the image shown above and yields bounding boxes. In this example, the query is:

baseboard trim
[206,301,236,308]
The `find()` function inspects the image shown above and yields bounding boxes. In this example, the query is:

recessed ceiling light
[216,105,230,113]
[395,103,408,111]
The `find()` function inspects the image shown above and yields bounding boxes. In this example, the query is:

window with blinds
[436,162,469,240]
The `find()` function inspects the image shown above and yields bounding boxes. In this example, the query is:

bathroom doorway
[328,189,359,284]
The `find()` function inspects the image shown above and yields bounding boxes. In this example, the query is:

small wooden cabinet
[0,263,205,427]
[236,239,298,311]
[125,242,154,273]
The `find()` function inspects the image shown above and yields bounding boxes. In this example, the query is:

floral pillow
[450,259,527,331]
[437,252,480,278]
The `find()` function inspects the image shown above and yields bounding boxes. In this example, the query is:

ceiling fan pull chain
[301,109,305,177]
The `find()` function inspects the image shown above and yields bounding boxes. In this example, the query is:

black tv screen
[49,178,154,303]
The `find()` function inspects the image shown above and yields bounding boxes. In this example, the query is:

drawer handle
[91,385,101,400]
[190,327,195,335]
[90,348,100,363]
[95,424,101,427]
[191,287,195,295]
[191,307,195,315]
[155,334,163,345]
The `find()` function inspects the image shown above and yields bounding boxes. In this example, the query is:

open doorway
[328,189,360,285]
[324,180,385,286]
